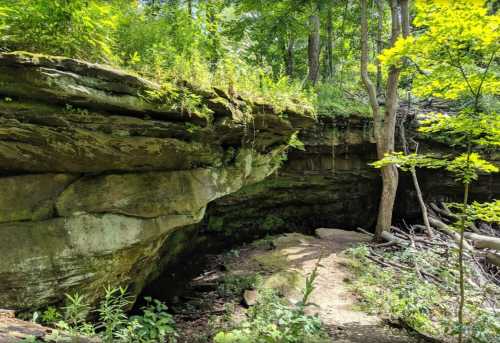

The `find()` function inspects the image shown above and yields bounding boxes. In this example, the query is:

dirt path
[173,230,430,342]
[274,229,379,326]
[270,229,427,342]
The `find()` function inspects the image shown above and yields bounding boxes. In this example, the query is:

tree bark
[326,5,334,80]
[486,252,500,267]
[188,0,193,18]
[361,0,408,239]
[308,12,321,85]
[284,34,295,78]
[375,0,384,95]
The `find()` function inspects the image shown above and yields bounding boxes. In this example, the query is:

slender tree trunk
[308,12,321,85]
[326,5,334,80]
[399,93,433,237]
[458,144,471,343]
[361,0,408,239]
[375,0,384,95]
[187,0,193,18]
[285,34,295,78]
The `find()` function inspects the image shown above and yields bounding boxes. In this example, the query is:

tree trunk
[361,0,408,239]
[188,0,193,18]
[458,177,469,343]
[398,98,432,237]
[308,13,320,85]
[326,5,334,80]
[486,252,500,267]
[410,168,432,237]
[285,34,295,78]
[375,0,384,95]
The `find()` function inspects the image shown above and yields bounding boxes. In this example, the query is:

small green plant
[298,258,321,308]
[214,265,328,343]
[96,286,130,342]
[128,297,177,343]
[40,287,177,342]
[62,292,91,328]
[40,306,61,325]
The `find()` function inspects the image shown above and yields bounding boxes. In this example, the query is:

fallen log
[464,233,500,251]
[427,216,475,252]
[381,231,409,246]
[485,252,500,267]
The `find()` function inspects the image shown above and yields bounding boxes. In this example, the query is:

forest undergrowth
[348,205,500,342]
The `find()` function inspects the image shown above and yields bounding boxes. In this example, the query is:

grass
[317,83,372,119]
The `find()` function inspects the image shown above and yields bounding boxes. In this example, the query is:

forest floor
[171,229,430,342]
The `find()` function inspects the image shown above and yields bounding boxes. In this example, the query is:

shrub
[214,260,328,343]
[35,287,177,343]
[0,0,118,62]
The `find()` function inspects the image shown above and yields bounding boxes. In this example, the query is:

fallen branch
[428,216,475,252]
[464,233,500,251]
[380,230,409,246]
[431,202,458,220]
[356,227,374,236]
[370,250,442,284]
[485,252,500,267]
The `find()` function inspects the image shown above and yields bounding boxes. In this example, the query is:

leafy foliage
[213,289,328,343]
[127,297,177,342]
[36,287,177,343]
[0,0,118,62]
[418,111,500,148]
[371,152,446,171]
[214,258,328,343]
[446,152,499,184]
[448,200,500,223]
[380,0,499,101]
[347,245,500,342]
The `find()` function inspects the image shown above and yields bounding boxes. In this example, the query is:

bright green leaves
[446,152,498,184]
[418,111,500,147]
[0,0,119,62]
[378,36,414,69]
[379,0,499,101]
[448,200,500,223]
[371,152,446,171]
[371,151,498,184]
[467,200,500,223]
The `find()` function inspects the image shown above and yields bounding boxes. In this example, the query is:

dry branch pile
[357,201,499,313]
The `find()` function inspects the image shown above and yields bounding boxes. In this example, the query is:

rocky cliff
[0,52,313,311]
[1,52,498,313]
[198,118,499,241]
[140,115,499,303]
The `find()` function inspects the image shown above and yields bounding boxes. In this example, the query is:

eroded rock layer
[198,117,499,241]
[0,52,312,310]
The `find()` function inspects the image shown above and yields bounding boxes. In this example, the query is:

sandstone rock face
[200,117,381,239]
[198,116,499,241]
[0,52,312,311]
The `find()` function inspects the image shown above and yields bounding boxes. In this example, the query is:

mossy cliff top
[0,51,316,173]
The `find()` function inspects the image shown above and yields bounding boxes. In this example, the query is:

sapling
[376,1,499,341]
